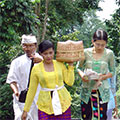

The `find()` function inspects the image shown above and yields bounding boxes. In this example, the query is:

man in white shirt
[6,34,43,120]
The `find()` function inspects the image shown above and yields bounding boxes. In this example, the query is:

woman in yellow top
[21,40,75,120]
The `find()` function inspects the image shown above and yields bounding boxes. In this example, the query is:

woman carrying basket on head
[21,40,75,120]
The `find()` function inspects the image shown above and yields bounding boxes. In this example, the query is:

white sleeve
[6,60,19,84]
[35,53,43,60]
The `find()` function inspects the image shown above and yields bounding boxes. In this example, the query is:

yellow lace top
[24,60,74,114]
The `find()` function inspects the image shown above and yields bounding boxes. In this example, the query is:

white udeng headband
[21,34,37,44]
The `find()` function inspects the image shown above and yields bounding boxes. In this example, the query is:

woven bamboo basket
[56,40,85,62]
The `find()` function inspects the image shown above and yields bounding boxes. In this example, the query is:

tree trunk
[35,1,41,45]
[41,0,49,42]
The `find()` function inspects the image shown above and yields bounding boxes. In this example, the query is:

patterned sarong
[38,107,71,120]
[81,90,107,120]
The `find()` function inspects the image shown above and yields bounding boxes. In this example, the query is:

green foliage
[116,88,120,118]
[53,10,106,49]
[0,44,23,119]
[66,68,82,119]
[38,0,101,41]
[116,63,120,118]
[61,31,80,41]
[105,3,120,118]
[105,8,120,62]
[0,43,23,74]
[32,0,41,4]
[116,63,120,90]
[0,0,40,119]
[0,0,40,43]
[77,10,107,48]
[0,74,14,120]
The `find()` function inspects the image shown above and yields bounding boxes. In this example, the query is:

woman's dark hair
[39,40,54,53]
[93,29,108,42]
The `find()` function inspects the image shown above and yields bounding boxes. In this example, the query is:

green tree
[0,0,40,74]
[35,0,101,42]
[60,10,106,47]
[105,9,120,61]
[105,1,120,118]
[0,0,40,119]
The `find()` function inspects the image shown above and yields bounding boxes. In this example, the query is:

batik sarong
[38,107,71,120]
[81,90,108,120]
